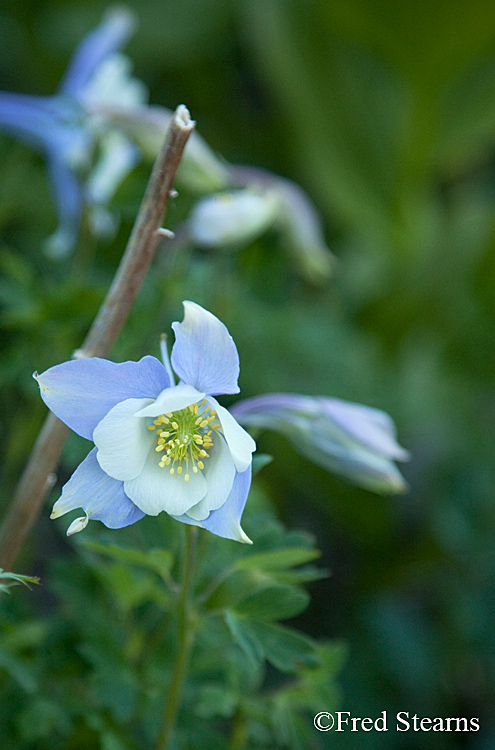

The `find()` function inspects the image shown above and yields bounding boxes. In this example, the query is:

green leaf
[81,541,173,578]
[0,568,40,594]
[273,564,330,585]
[203,569,265,611]
[225,612,320,673]
[236,547,320,572]
[233,583,310,621]
[248,621,320,672]
[196,684,238,719]
[224,610,265,669]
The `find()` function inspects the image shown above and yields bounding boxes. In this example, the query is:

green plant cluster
[1,492,343,749]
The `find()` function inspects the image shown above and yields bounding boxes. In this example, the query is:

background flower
[0,6,334,278]
[231,393,409,494]
[0,7,141,255]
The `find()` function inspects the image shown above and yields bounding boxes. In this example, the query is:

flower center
[147,400,220,482]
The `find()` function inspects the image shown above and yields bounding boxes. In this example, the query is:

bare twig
[0,105,195,572]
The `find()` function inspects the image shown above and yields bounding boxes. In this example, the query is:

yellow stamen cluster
[147,400,220,481]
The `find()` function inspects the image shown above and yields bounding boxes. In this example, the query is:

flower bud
[231,393,409,494]
[189,189,280,248]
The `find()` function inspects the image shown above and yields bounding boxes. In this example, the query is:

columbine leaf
[225,611,320,673]
[235,547,320,572]
[248,621,320,672]
[203,569,265,611]
[196,683,238,719]
[0,568,40,594]
[81,541,173,578]
[233,583,310,621]
[224,610,265,669]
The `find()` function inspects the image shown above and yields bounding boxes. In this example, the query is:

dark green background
[1,0,495,747]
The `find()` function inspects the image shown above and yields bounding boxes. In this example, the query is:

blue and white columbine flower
[35,302,256,543]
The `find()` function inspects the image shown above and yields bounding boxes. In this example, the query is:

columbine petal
[188,189,280,247]
[35,355,170,440]
[93,397,154,481]
[59,7,137,97]
[185,434,236,521]
[51,448,144,529]
[134,382,204,418]
[231,393,408,494]
[86,130,139,206]
[124,445,207,516]
[208,398,256,472]
[67,516,89,536]
[319,399,410,460]
[171,301,240,395]
[202,466,252,544]
[44,153,84,257]
[303,434,409,494]
[0,92,84,153]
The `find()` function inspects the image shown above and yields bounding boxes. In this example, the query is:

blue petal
[171,301,240,395]
[51,448,145,529]
[0,92,83,153]
[35,355,170,440]
[319,398,410,460]
[59,8,137,96]
[202,466,252,543]
[44,153,84,257]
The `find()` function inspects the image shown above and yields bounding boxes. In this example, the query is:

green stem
[156,525,198,750]
[228,708,248,750]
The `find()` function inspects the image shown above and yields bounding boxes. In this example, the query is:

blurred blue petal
[59,7,137,97]
[0,91,88,158]
[0,7,141,255]
[44,153,85,257]
[231,393,409,494]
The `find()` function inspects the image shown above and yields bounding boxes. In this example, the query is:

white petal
[67,515,89,536]
[134,383,204,418]
[124,444,207,516]
[208,398,256,472]
[185,434,236,521]
[93,397,154,481]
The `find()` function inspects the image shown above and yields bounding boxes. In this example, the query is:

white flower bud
[189,189,280,248]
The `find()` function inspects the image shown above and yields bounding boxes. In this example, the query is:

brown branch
[0,105,195,572]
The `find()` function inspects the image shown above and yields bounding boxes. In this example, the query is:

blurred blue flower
[0,8,335,280]
[231,393,409,493]
[35,302,256,543]
[0,7,144,255]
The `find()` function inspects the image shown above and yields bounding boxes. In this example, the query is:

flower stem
[157,524,198,750]
[0,105,195,573]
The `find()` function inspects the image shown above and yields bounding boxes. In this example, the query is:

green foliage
[0,569,40,595]
[0,508,341,749]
